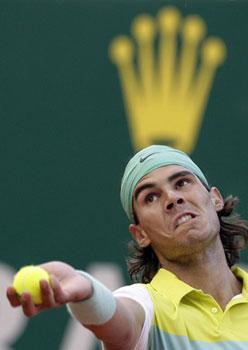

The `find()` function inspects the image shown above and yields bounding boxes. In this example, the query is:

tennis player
[7,145,248,349]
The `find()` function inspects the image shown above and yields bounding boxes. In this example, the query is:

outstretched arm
[7,261,145,350]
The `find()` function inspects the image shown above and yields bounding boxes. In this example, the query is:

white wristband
[67,270,116,325]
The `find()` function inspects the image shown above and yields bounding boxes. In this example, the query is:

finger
[21,292,39,317]
[7,287,21,307]
[39,279,56,308]
[50,275,68,305]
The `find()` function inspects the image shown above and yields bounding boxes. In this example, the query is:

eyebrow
[134,170,194,202]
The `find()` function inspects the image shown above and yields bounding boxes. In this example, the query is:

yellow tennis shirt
[145,266,248,349]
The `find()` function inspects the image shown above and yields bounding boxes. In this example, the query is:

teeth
[176,214,192,227]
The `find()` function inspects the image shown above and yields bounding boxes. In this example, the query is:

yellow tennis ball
[13,265,50,305]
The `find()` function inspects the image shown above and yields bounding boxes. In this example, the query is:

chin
[183,227,211,243]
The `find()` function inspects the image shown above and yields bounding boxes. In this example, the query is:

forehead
[136,165,193,187]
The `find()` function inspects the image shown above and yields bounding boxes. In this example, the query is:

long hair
[127,195,248,283]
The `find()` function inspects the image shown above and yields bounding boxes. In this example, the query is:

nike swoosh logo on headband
[140,153,154,163]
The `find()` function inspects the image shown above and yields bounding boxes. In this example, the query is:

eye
[175,177,191,188]
[144,193,158,204]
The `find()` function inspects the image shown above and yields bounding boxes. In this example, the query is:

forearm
[67,271,144,349]
[88,299,139,350]
[67,271,116,326]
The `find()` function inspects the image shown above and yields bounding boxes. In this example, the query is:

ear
[210,187,224,212]
[129,224,151,248]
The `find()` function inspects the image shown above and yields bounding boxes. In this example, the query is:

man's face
[129,165,224,263]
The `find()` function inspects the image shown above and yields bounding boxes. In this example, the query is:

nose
[166,191,184,211]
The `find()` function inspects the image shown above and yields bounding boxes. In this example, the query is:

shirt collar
[150,266,248,307]
[232,266,248,298]
[150,268,196,307]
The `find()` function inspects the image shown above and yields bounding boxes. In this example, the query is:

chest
[148,293,248,349]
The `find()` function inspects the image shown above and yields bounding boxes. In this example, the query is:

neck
[160,238,242,310]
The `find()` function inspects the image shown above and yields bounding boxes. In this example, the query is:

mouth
[174,213,197,229]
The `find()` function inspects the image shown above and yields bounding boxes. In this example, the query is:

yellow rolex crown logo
[109,7,226,153]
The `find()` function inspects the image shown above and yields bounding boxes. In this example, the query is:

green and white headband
[120,145,209,221]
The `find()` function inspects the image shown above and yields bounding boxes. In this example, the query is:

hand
[7,261,92,317]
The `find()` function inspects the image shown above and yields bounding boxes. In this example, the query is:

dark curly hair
[127,195,248,283]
